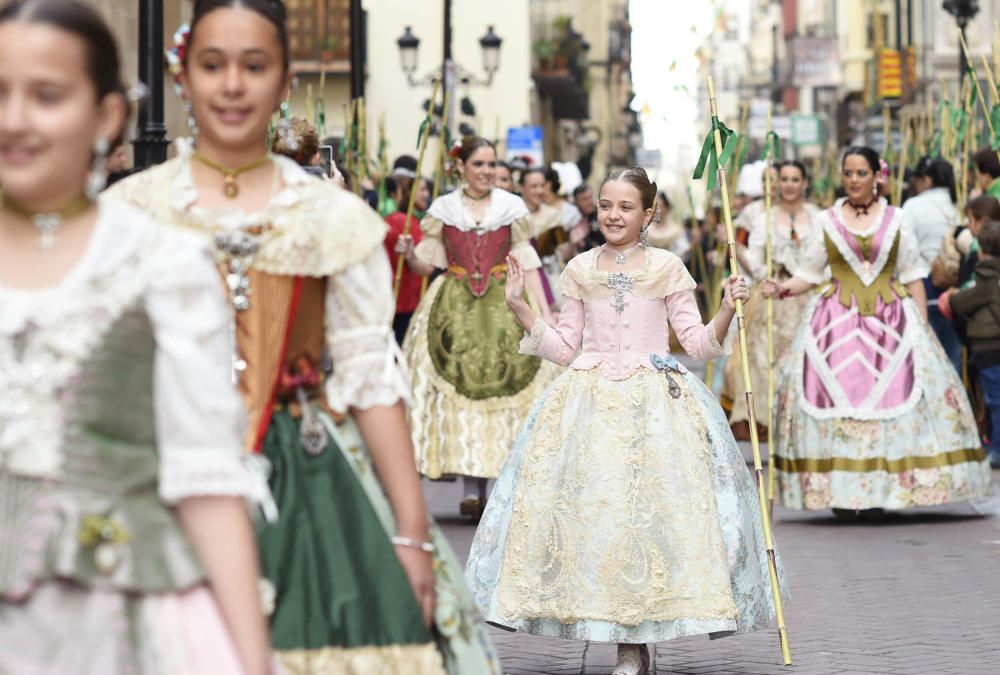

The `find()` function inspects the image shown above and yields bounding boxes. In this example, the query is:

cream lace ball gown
[465,247,787,643]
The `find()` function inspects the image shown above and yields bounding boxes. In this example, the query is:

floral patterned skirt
[466,366,787,643]
[773,295,993,510]
[727,287,813,426]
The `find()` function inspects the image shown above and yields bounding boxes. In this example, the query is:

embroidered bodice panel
[106,142,411,415]
[415,189,542,272]
[0,202,260,598]
[520,248,727,380]
[793,198,928,292]
[442,225,512,296]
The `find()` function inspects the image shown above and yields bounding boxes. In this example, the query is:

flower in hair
[164,24,190,98]
[877,158,890,186]
[448,140,462,159]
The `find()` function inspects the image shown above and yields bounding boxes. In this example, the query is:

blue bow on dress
[650,353,685,399]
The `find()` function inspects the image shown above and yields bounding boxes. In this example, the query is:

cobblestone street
[427,459,1000,674]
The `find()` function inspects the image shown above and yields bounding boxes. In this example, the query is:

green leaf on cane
[760,130,781,162]
[693,116,737,191]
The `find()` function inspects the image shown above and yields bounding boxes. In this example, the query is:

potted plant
[534,38,556,70]
[320,35,336,63]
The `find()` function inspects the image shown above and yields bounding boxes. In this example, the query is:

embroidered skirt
[404,275,559,479]
[773,292,992,510]
[465,366,786,643]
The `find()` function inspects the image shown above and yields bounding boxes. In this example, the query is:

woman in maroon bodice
[397,137,554,518]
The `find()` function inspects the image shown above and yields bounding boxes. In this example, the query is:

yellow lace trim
[277,642,445,675]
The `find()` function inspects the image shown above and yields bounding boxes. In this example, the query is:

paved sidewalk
[427,469,1000,674]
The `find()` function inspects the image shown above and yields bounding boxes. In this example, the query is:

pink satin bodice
[531,292,724,380]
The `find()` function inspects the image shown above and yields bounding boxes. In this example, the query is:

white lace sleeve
[146,231,273,518]
[895,214,931,284]
[324,245,412,413]
[793,213,830,284]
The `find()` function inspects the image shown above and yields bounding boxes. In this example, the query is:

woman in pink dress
[761,146,992,514]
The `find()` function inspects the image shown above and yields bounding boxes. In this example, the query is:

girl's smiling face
[598,179,652,248]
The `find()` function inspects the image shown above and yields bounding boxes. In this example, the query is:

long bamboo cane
[394,81,441,306]
[957,78,974,210]
[959,31,1000,163]
[726,102,750,202]
[893,121,910,206]
[431,88,452,202]
[763,105,777,511]
[706,77,791,666]
[983,55,1000,107]
[358,96,369,182]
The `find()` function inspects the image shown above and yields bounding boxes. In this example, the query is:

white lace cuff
[159,452,277,522]
[707,317,732,356]
[518,318,547,356]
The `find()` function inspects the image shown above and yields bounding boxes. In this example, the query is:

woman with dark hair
[726,160,821,439]
[761,147,991,515]
[110,2,498,673]
[467,167,784,675]
[903,156,962,370]
[494,160,514,192]
[0,1,274,672]
[396,136,555,519]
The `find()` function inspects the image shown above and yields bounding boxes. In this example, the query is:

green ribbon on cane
[416,111,433,150]
[693,116,737,190]
[760,130,780,163]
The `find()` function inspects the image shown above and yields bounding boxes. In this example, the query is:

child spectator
[947,219,1000,468]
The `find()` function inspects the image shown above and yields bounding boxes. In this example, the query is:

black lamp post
[943,0,980,79]
[133,0,168,168]
[396,13,504,87]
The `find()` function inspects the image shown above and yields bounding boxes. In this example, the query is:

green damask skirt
[256,409,500,674]
[406,275,558,478]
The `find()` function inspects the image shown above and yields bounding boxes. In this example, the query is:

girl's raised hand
[505,254,526,308]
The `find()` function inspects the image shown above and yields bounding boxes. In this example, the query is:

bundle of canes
[394,81,441,307]
[761,104,778,513]
[697,77,792,666]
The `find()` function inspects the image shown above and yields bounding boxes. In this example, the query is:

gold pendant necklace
[193,150,272,199]
[2,194,93,250]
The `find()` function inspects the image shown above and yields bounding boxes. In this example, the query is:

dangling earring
[640,223,649,247]
[85,137,110,200]
[184,100,199,138]
[277,101,298,151]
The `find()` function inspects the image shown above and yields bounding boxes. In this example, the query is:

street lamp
[479,25,502,78]
[396,22,504,87]
[942,0,980,78]
[397,26,420,77]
